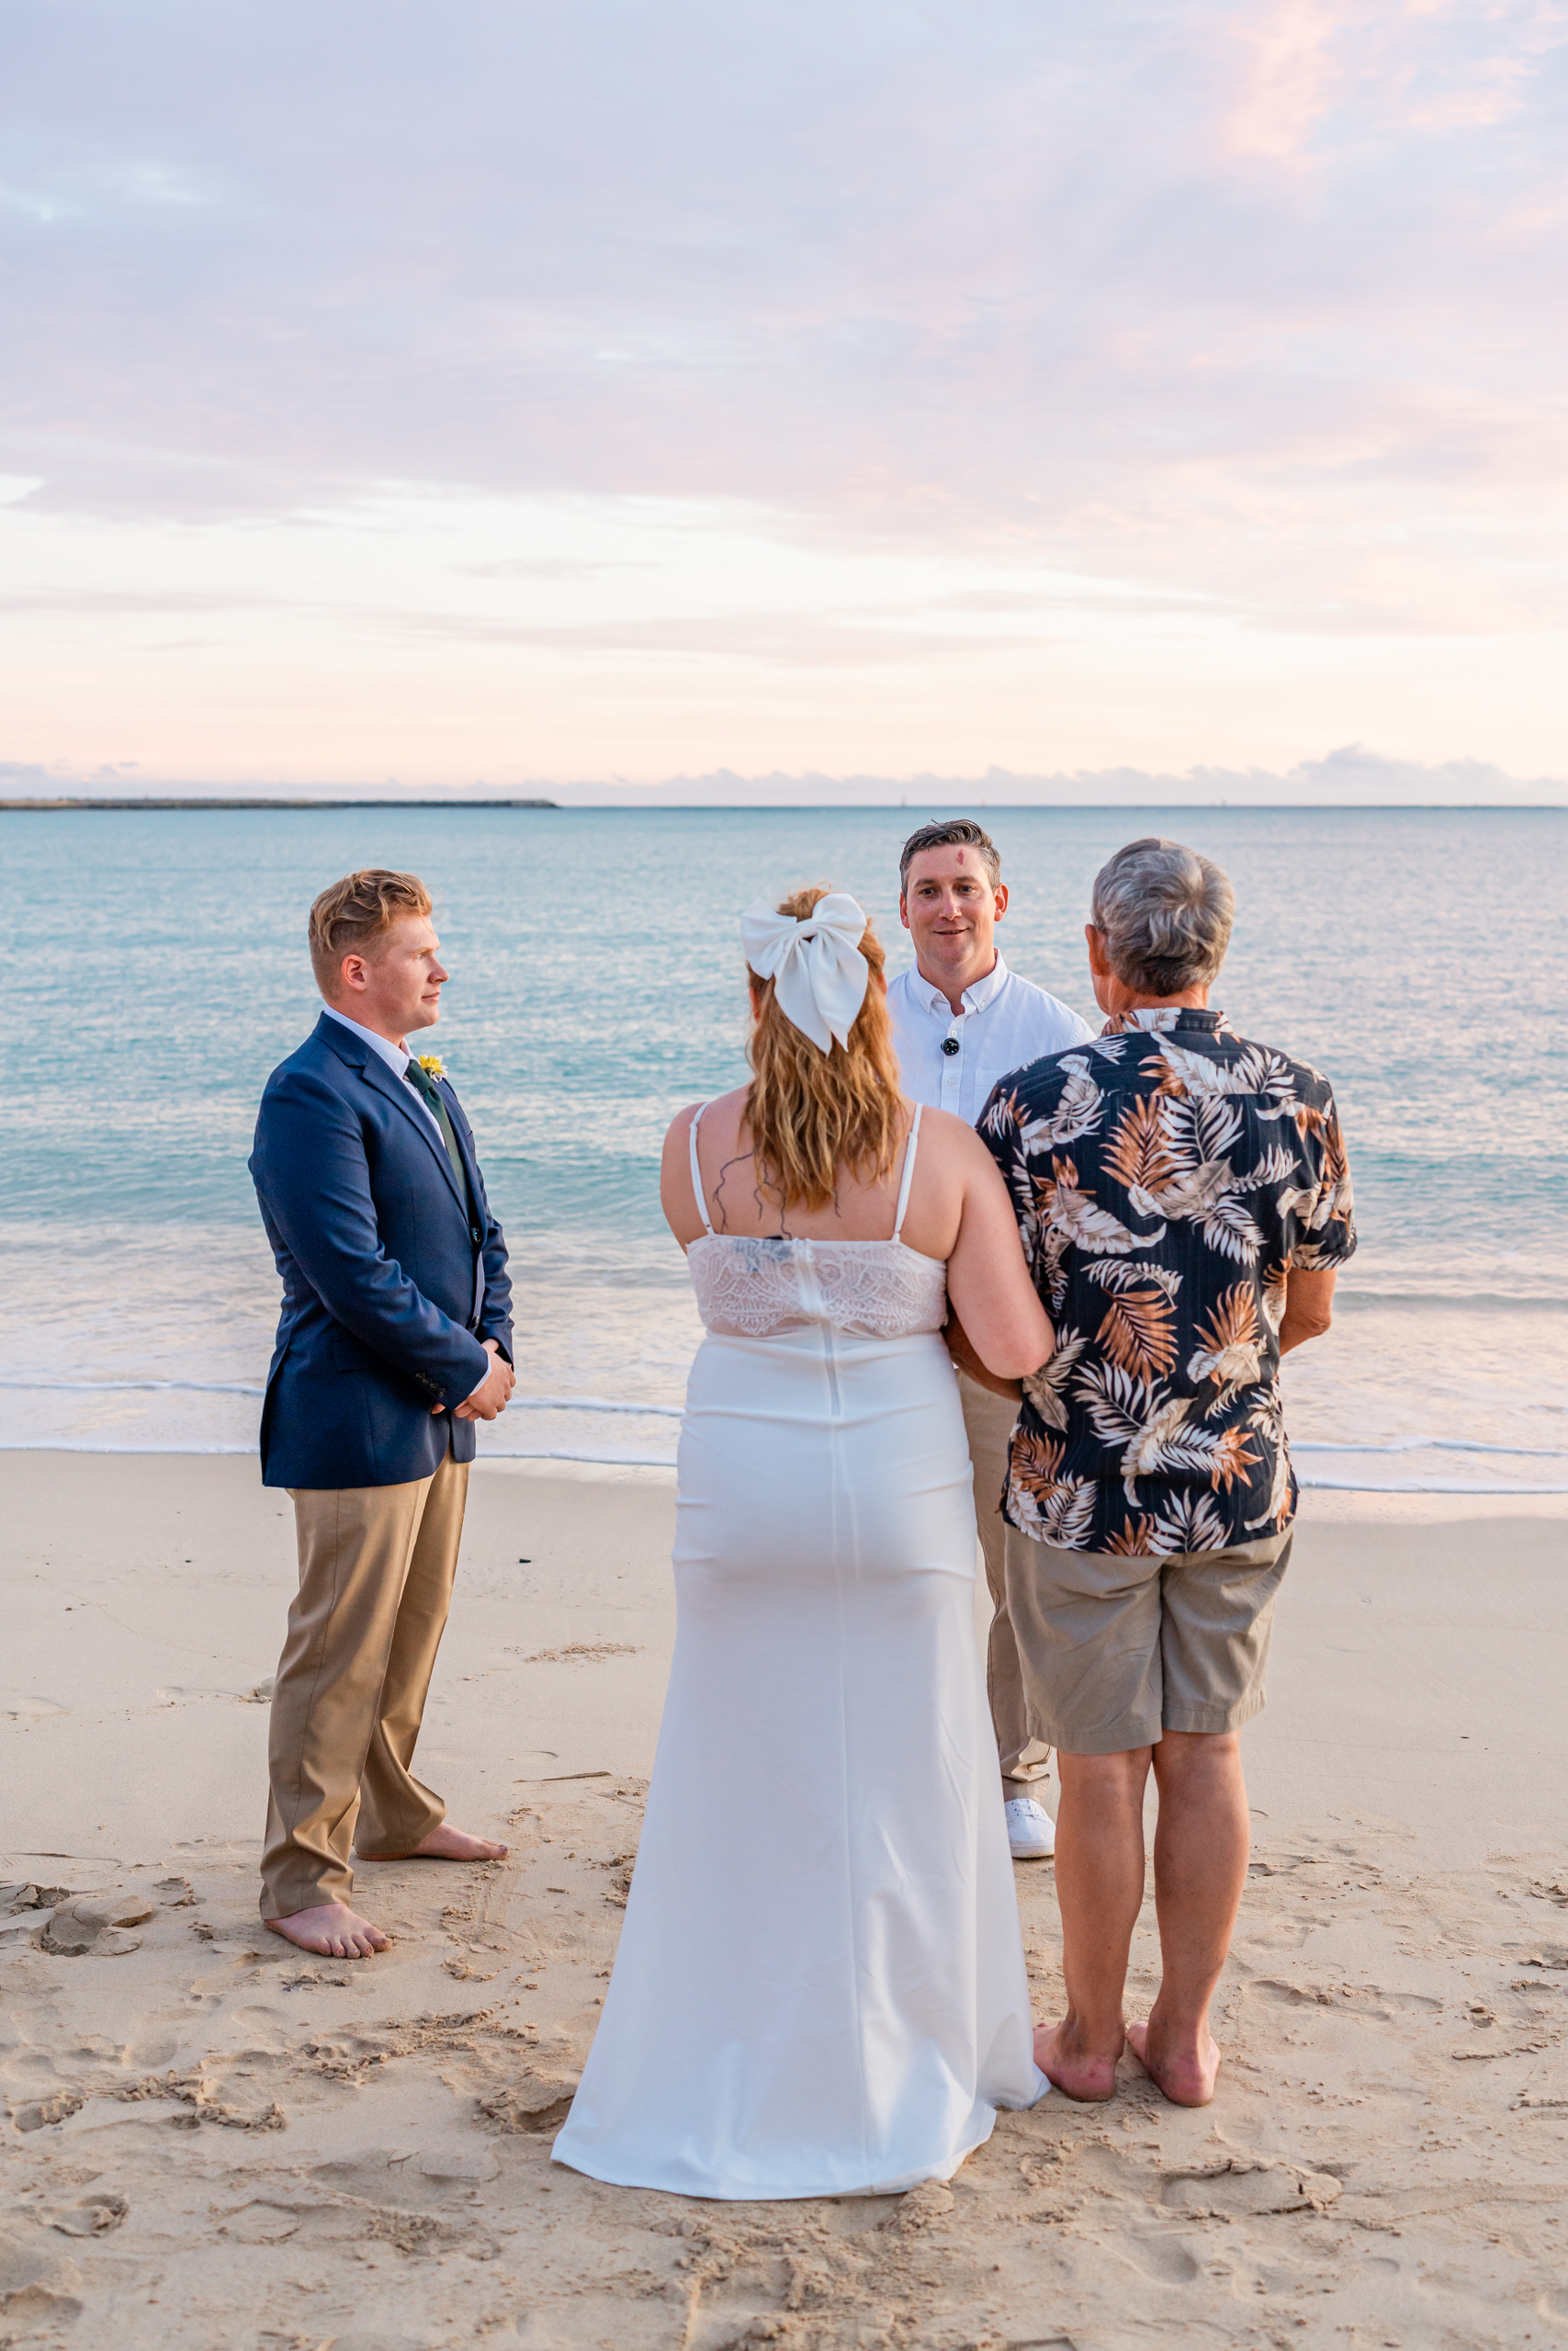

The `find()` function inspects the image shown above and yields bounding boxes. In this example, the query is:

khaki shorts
[1005,1525,1292,1756]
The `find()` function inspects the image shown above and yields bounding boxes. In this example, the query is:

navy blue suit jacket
[249,1012,513,1489]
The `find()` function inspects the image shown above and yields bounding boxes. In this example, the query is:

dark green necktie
[403,1058,487,1261]
[402,1057,467,1190]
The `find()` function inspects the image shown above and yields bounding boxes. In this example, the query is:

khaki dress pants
[261,1448,469,1918]
[957,1371,1053,1805]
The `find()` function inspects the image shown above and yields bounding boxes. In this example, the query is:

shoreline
[2,1442,1565,1513]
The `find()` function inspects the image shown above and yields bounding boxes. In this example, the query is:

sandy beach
[4,1451,1567,2349]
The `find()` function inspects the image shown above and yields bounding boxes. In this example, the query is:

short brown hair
[898,818,1001,892]
[744,886,904,1214]
[308,869,432,994]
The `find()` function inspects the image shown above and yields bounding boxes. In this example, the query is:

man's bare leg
[357,1822,508,1863]
[1033,1746,1152,2101]
[1125,1729,1249,2108]
[265,1904,390,1959]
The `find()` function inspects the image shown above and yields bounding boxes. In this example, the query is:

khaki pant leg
[958,1372,1053,1803]
[355,1452,470,1858]
[260,1473,434,1919]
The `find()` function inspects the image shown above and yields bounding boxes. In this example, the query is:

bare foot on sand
[1033,2017,1122,2102]
[264,1903,390,1959]
[357,1822,509,1864]
[1126,2018,1222,2107]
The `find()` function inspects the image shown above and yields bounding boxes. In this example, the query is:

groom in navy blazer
[250,867,514,1958]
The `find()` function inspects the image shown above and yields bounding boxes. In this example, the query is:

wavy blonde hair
[743,886,905,1213]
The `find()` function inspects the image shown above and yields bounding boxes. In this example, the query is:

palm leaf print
[1207,1425,1260,1494]
[1084,1259,1182,1300]
[1181,1093,1245,1167]
[1032,1475,1098,1549]
[1023,1329,1089,1430]
[1292,1099,1344,1167]
[1103,1094,1174,1196]
[1151,1491,1230,1554]
[1245,1391,1293,1530]
[1041,1155,1145,1258]
[1019,1057,1105,1149]
[1104,1516,1159,1556]
[1195,1190,1263,1265]
[1009,1426,1097,1548]
[1126,1095,1261,1260]
[1071,1357,1156,1447]
[1097,1284,1178,1381]
[1186,1283,1263,1410]
[1280,1146,1355,1233]
[1240,1146,1301,1190]
[990,1013,1351,1554]
[1156,1038,1295,1102]
[978,1088,1023,1144]
[1010,1423,1066,1493]
[1259,1260,1290,1333]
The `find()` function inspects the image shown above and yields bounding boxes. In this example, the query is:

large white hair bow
[740,892,870,1055]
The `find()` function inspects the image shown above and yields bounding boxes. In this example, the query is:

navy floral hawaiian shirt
[977,1008,1357,1554]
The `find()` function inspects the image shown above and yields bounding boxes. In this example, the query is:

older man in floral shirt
[971,836,1355,2111]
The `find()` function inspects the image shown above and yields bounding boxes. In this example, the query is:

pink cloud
[1,0,1565,639]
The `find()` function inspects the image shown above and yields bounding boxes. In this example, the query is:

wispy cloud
[1,1,1565,781]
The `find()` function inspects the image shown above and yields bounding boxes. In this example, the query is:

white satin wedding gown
[551,1105,1045,2199]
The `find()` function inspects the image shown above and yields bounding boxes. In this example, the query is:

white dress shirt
[319,1004,492,1396]
[886,953,1094,1126]
[321,1003,444,1132]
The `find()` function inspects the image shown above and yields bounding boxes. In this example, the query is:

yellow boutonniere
[416,1053,446,1081]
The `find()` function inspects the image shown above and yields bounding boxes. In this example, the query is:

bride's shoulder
[662,1089,746,1146]
[913,1103,982,1154]
[910,1105,1006,1190]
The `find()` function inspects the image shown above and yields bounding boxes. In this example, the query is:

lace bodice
[688,1233,948,1339]
[684,1102,949,1340]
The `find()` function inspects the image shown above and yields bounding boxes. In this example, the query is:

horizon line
[1,794,1563,815]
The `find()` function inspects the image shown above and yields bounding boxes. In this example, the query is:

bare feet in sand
[1125,2018,1222,2107]
[356,1822,509,1864]
[1033,2017,1122,2102]
[264,1903,390,1959]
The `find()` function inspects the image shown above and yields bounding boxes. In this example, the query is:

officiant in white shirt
[886,819,1093,1861]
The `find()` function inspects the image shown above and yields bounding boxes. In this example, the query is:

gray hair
[898,818,1001,893]
[1090,837,1234,997]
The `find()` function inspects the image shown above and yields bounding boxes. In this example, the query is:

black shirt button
[941,1037,961,1057]
[471,1224,484,1245]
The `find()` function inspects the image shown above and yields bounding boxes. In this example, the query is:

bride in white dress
[552,887,1055,2200]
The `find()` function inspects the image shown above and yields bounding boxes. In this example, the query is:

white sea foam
[1,1438,1563,1494]
[1,1378,1561,1462]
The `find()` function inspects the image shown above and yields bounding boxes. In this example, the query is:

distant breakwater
[0,796,558,810]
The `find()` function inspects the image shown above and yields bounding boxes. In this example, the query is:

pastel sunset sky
[3,0,1565,798]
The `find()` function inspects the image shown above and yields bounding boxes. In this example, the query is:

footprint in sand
[1118,2233,1201,2283]
[1160,2156,1342,2217]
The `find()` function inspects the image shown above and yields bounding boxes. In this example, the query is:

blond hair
[309,869,432,994]
[743,886,904,1213]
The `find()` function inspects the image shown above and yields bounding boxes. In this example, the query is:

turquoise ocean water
[3,804,1565,1493]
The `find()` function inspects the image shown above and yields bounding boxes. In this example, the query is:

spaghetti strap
[688,1102,716,1236]
[891,1104,923,1242]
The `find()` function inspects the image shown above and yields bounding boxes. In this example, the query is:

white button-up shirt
[886,953,1094,1127]
[321,1003,444,1132]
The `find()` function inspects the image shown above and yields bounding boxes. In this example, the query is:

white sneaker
[1005,1796,1056,1859]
